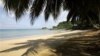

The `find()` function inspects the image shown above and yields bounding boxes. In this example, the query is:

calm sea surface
[0,29,58,40]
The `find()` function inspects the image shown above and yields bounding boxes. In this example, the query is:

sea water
[0,29,57,40]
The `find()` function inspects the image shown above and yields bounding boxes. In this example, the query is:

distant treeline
[53,21,73,30]
[53,21,100,30]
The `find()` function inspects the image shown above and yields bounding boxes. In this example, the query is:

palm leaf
[67,9,75,22]
[3,0,31,20]
[3,0,100,27]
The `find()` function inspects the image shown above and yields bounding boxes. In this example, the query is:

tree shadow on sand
[0,30,100,56]
[56,32,100,56]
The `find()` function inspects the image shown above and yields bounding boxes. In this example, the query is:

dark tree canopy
[3,0,100,27]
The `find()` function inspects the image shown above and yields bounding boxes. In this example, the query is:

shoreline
[0,30,67,41]
[0,30,87,56]
[1,30,84,41]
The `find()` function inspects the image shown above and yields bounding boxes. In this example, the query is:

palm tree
[3,0,100,28]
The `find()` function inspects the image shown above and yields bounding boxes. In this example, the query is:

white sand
[0,30,85,56]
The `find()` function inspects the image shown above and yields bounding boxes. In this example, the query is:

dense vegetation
[53,20,100,30]
[53,21,73,29]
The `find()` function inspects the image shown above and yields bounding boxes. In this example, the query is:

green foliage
[56,21,73,29]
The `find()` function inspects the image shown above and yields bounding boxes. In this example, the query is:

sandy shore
[0,30,86,56]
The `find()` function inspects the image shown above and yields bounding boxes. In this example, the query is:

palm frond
[30,0,46,24]
[3,0,100,27]
[3,0,31,20]
[67,9,75,22]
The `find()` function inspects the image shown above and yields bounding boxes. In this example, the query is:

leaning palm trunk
[3,0,100,28]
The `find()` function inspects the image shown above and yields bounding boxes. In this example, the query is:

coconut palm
[3,0,100,28]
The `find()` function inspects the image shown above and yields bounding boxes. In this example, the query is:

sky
[0,0,68,29]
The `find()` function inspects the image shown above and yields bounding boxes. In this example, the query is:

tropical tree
[56,21,73,29]
[1,1,100,56]
[3,0,100,28]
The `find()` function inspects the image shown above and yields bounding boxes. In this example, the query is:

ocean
[0,29,58,40]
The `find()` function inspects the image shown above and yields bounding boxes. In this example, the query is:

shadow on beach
[0,30,100,56]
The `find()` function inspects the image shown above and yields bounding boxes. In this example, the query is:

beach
[0,30,88,56]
